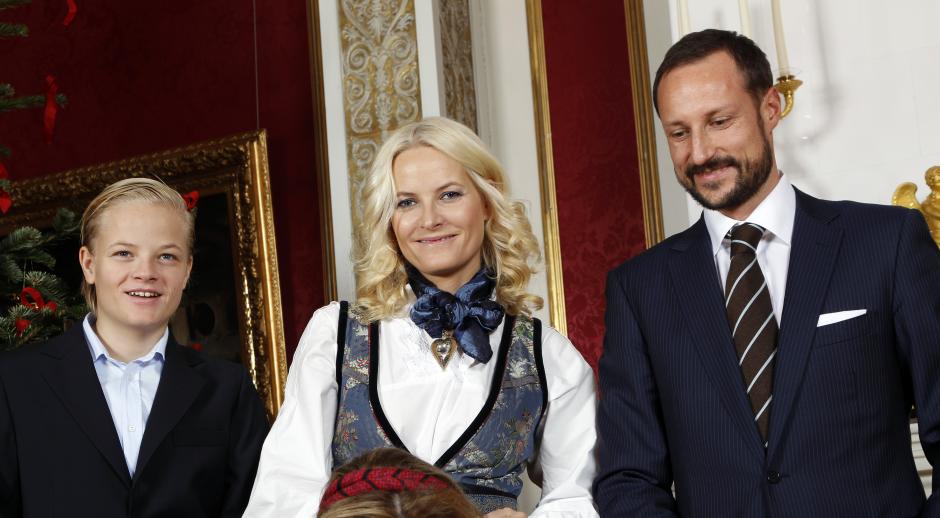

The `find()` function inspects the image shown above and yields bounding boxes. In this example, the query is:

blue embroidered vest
[330,302,548,514]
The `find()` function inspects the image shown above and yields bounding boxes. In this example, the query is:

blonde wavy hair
[80,177,194,314]
[354,117,542,322]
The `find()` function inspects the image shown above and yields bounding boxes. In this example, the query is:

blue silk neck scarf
[406,264,505,364]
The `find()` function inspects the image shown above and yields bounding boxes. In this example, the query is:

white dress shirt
[703,173,796,324]
[83,315,168,477]
[244,301,599,517]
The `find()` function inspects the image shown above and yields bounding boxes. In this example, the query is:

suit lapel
[669,218,765,461]
[39,324,132,487]
[133,339,204,481]
[767,191,842,458]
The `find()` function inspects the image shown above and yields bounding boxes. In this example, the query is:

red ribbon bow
[15,318,30,336]
[43,75,59,143]
[181,190,199,211]
[63,0,77,26]
[20,287,57,312]
[0,190,11,215]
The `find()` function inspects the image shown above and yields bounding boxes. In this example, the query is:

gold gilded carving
[439,0,478,132]
[624,0,665,247]
[306,1,339,301]
[339,0,421,228]
[0,132,288,419]
[893,166,940,249]
[525,0,566,335]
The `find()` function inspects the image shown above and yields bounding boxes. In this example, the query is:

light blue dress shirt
[82,315,168,477]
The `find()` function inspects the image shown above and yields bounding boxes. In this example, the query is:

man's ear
[79,246,95,284]
[762,86,782,130]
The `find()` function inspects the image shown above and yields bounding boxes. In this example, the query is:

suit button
[767,470,781,484]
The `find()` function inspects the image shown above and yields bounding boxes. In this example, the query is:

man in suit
[594,29,940,516]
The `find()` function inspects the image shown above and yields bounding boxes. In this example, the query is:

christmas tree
[0,0,83,350]
[0,0,69,162]
[0,208,86,351]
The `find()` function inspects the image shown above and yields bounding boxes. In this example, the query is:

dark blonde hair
[354,117,543,322]
[80,177,194,314]
[317,448,479,518]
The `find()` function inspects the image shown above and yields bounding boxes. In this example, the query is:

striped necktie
[725,222,777,443]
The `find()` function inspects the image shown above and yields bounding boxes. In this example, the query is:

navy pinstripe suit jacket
[595,190,940,517]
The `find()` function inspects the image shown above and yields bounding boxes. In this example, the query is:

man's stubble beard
[682,135,774,212]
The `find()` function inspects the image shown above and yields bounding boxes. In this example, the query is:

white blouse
[243,302,598,517]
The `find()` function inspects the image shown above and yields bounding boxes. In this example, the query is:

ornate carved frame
[0,131,287,417]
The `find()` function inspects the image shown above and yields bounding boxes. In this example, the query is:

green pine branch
[0,255,23,284]
[0,23,27,38]
[23,271,71,304]
[0,0,31,43]
[0,93,67,113]
[0,0,31,11]
[2,227,45,252]
[0,208,87,351]
[52,208,79,234]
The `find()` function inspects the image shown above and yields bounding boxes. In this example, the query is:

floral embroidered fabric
[330,306,547,513]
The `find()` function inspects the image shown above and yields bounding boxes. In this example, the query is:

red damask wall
[0,1,323,359]
[541,2,648,369]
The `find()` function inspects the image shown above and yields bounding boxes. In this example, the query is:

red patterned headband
[319,466,451,511]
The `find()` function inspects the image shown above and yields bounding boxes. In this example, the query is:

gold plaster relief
[338,0,422,230]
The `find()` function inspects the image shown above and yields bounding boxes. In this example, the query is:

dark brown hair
[653,29,773,114]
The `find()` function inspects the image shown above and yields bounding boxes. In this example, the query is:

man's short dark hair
[652,29,773,114]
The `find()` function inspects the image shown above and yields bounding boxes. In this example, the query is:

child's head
[79,178,194,334]
[318,448,478,518]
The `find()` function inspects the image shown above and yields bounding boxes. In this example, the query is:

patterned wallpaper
[541,1,648,370]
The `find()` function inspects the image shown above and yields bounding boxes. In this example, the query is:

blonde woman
[0,178,268,517]
[245,118,597,517]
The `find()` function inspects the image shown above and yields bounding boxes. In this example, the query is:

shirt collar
[703,172,796,255]
[83,314,169,365]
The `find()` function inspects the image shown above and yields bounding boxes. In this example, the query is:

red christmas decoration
[43,75,60,143]
[63,0,78,26]
[0,191,11,215]
[15,319,30,336]
[19,287,44,310]
[19,287,56,312]
[0,162,8,179]
[189,342,203,352]
[181,190,199,211]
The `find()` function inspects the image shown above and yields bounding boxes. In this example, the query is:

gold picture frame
[0,131,287,418]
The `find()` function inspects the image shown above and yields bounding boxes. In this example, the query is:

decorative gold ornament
[431,330,457,369]
[774,75,802,119]
[624,0,665,249]
[525,0,567,335]
[338,0,421,233]
[893,166,940,249]
[439,0,477,132]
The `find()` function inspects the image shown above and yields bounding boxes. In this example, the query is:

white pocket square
[817,309,867,327]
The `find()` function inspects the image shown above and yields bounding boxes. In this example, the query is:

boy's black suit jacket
[0,322,269,517]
